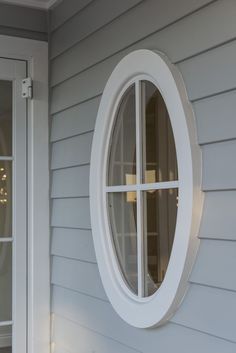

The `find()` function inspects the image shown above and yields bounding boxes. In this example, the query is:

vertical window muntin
[105,75,179,300]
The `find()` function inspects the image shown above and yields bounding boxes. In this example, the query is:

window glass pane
[0,162,12,237]
[0,326,12,352]
[0,81,12,156]
[143,188,178,297]
[108,85,136,186]
[142,81,178,183]
[108,192,138,294]
[0,242,12,321]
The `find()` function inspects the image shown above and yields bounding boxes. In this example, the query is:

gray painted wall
[0,3,48,41]
[49,0,236,352]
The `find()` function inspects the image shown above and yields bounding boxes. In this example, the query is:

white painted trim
[0,322,12,327]
[0,35,49,353]
[90,49,204,328]
[105,181,179,193]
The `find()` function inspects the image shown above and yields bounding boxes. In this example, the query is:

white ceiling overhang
[0,0,61,9]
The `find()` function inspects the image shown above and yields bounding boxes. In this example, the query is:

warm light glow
[126,170,156,202]
[126,174,136,202]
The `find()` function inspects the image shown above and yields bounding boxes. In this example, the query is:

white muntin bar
[135,80,145,297]
[0,156,13,161]
[105,180,179,193]
[0,321,13,327]
[0,237,13,242]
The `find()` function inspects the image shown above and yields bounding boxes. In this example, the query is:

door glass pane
[142,81,178,183]
[0,162,12,237]
[0,326,12,352]
[0,81,12,156]
[108,85,136,186]
[143,188,178,297]
[0,243,12,321]
[108,192,138,294]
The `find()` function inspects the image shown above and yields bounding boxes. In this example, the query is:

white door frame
[0,35,49,353]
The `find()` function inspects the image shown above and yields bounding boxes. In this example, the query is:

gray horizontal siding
[199,191,236,241]
[51,132,92,169]
[52,256,106,300]
[50,0,143,58]
[51,96,99,141]
[190,239,236,291]
[194,90,236,145]
[172,284,236,342]
[50,0,94,32]
[52,286,236,352]
[53,315,141,353]
[50,0,236,351]
[203,140,236,190]
[51,227,96,262]
[51,165,89,198]
[51,0,236,85]
[51,38,236,114]
[51,198,90,229]
[0,3,47,41]
[178,40,236,101]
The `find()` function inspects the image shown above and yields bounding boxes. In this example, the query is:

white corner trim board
[90,49,204,328]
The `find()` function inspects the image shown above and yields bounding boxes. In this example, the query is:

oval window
[90,50,203,328]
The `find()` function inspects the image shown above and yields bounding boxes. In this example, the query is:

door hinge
[22,77,33,99]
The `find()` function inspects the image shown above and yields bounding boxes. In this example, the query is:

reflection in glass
[0,326,12,352]
[0,162,12,237]
[108,85,136,186]
[143,189,178,296]
[142,81,178,183]
[108,192,138,294]
[0,81,12,156]
[0,243,12,321]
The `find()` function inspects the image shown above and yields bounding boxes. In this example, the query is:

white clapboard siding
[52,286,236,353]
[51,96,100,141]
[51,0,236,87]
[50,0,94,32]
[51,198,91,229]
[51,227,96,263]
[190,239,236,291]
[172,284,236,342]
[51,0,143,58]
[202,140,236,190]
[178,40,236,101]
[52,256,107,300]
[51,132,93,169]
[194,90,236,144]
[51,165,90,198]
[199,191,236,240]
[53,315,141,353]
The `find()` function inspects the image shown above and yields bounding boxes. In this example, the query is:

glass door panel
[0,162,12,238]
[0,58,27,353]
[0,80,13,352]
[0,81,12,156]
[0,243,12,321]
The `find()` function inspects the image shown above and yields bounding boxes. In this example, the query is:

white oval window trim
[90,49,203,328]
